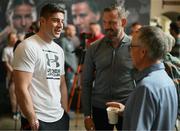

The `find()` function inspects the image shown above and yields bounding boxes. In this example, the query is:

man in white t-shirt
[13,3,69,130]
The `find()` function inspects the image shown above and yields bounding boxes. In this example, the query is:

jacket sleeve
[82,47,95,116]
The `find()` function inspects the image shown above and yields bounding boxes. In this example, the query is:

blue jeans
[21,111,69,130]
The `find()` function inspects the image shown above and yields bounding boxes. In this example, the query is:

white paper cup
[106,107,120,124]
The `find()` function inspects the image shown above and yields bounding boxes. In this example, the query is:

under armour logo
[46,54,60,68]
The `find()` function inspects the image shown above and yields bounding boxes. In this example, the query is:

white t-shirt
[2,46,14,64]
[2,46,14,80]
[13,34,65,122]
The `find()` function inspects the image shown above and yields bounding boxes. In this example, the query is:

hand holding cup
[106,102,125,124]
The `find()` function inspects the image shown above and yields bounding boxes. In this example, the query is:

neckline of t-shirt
[35,34,53,46]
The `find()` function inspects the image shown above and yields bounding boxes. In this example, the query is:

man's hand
[84,116,95,131]
[30,119,39,131]
[106,102,125,116]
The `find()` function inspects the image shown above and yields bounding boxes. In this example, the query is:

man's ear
[39,17,43,23]
[140,48,148,59]
[121,18,127,27]
[39,17,46,25]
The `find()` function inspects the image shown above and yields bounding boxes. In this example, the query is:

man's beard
[104,29,118,39]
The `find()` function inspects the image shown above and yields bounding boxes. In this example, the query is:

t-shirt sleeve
[13,42,37,73]
[2,48,8,62]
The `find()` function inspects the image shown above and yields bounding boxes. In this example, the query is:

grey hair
[103,4,129,19]
[137,26,167,61]
[164,33,175,52]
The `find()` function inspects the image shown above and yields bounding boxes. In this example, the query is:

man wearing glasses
[107,26,178,130]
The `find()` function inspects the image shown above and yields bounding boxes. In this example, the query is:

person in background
[163,33,180,130]
[0,0,37,94]
[13,3,69,130]
[82,4,134,130]
[60,24,79,94]
[163,33,180,66]
[169,22,180,58]
[129,22,142,38]
[64,24,80,49]
[86,22,105,48]
[2,32,20,120]
[71,0,100,33]
[107,26,178,130]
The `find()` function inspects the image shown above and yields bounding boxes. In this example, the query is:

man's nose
[58,21,64,28]
[105,24,114,30]
[20,17,26,26]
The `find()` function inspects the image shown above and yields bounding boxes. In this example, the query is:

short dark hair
[40,3,65,18]
[137,26,166,60]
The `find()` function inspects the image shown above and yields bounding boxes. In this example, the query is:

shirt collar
[132,63,165,83]
[104,34,131,46]
[122,34,131,43]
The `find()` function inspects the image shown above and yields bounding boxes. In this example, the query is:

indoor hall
[0,0,179,130]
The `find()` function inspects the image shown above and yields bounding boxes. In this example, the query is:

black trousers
[21,111,69,130]
[92,106,123,131]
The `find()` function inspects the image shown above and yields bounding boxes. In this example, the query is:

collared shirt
[82,34,134,116]
[123,63,178,130]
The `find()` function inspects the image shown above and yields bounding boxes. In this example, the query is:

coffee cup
[106,106,120,124]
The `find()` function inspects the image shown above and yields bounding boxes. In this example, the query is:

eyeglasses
[128,45,142,51]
